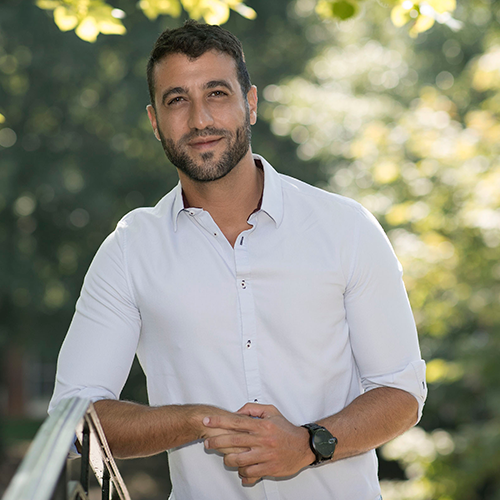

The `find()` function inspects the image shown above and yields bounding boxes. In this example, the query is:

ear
[146,104,161,141]
[247,85,258,125]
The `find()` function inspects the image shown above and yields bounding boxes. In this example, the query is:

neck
[178,151,264,246]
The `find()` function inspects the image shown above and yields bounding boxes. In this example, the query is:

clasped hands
[201,403,314,486]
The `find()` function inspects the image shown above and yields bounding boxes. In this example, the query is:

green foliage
[36,0,127,42]
[36,0,257,42]
[0,0,325,377]
[262,0,500,497]
[3,0,500,497]
[316,0,358,21]
[35,0,459,42]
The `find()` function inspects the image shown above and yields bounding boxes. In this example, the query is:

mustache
[181,127,231,143]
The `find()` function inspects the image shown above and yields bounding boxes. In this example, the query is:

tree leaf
[138,0,182,21]
[331,0,357,20]
[53,6,79,31]
[391,4,411,27]
[226,0,257,20]
[426,0,456,15]
[35,0,61,9]
[409,13,435,37]
[75,16,100,42]
[315,0,357,20]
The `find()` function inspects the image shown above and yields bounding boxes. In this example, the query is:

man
[50,20,427,499]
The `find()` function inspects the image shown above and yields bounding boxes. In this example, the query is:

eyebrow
[205,80,234,92]
[161,80,235,105]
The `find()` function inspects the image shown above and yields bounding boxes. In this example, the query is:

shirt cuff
[48,386,117,415]
[361,359,427,422]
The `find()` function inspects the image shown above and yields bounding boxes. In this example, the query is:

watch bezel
[302,423,338,466]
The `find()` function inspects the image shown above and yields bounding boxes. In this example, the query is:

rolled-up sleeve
[49,221,141,414]
[344,206,427,420]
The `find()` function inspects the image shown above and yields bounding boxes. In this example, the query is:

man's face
[147,51,258,183]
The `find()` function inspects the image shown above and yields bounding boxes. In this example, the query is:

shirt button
[213,232,218,237]
[246,340,252,349]
[188,211,195,216]
[241,280,247,289]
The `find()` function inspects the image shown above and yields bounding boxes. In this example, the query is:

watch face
[312,428,337,458]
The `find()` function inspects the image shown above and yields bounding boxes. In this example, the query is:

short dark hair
[147,20,252,108]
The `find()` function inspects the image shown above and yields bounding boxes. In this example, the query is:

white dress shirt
[50,154,427,500]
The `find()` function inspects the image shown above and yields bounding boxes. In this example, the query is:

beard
[157,108,252,183]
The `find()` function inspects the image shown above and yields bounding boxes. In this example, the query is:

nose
[188,100,214,130]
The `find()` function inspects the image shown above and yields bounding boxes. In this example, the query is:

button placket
[234,229,262,404]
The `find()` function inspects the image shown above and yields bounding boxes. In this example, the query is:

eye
[168,96,186,105]
[209,90,227,97]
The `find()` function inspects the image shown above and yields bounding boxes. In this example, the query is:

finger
[236,403,280,418]
[223,450,261,468]
[201,426,243,442]
[241,476,261,486]
[212,447,250,455]
[238,463,268,480]
[203,414,255,432]
[205,432,255,451]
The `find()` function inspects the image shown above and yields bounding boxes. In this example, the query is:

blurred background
[1,0,499,498]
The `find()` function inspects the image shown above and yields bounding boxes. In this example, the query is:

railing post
[80,420,90,496]
[102,464,110,500]
[3,398,131,500]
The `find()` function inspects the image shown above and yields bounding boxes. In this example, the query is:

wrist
[185,404,210,440]
[299,426,316,468]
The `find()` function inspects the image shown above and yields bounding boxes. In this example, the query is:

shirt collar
[172,182,186,231]
[253,154,284,227]
[172,153,284,231]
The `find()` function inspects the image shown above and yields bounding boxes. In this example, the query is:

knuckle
[262,420,273,432]
[263,435,277,448]
[208,416,219,426]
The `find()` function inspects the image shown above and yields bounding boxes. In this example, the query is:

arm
[94,399,253,459]
[204,387,418,484]
[316,386,418,460]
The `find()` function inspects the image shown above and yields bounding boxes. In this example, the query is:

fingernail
[204,439,209,448]
[203,417,210,426]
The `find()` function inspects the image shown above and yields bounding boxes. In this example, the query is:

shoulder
[279,173,371,224]
[114,188,176,238]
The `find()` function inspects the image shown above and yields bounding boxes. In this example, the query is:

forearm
[318,387,419,462]
[94,399,217,459]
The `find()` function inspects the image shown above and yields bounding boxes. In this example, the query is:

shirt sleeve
[48,222,141,414]
[344,206,427,421]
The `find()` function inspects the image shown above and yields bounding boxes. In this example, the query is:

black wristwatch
[302,423,338,466]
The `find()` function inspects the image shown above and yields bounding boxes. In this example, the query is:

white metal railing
[3,397,131,500]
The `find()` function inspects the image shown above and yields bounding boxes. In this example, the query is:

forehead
[153,50,239,93]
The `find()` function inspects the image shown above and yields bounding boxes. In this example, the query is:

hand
[193,405,250,455]
[203,403,314,486]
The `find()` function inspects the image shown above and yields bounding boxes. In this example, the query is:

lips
[188,137,223,150]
